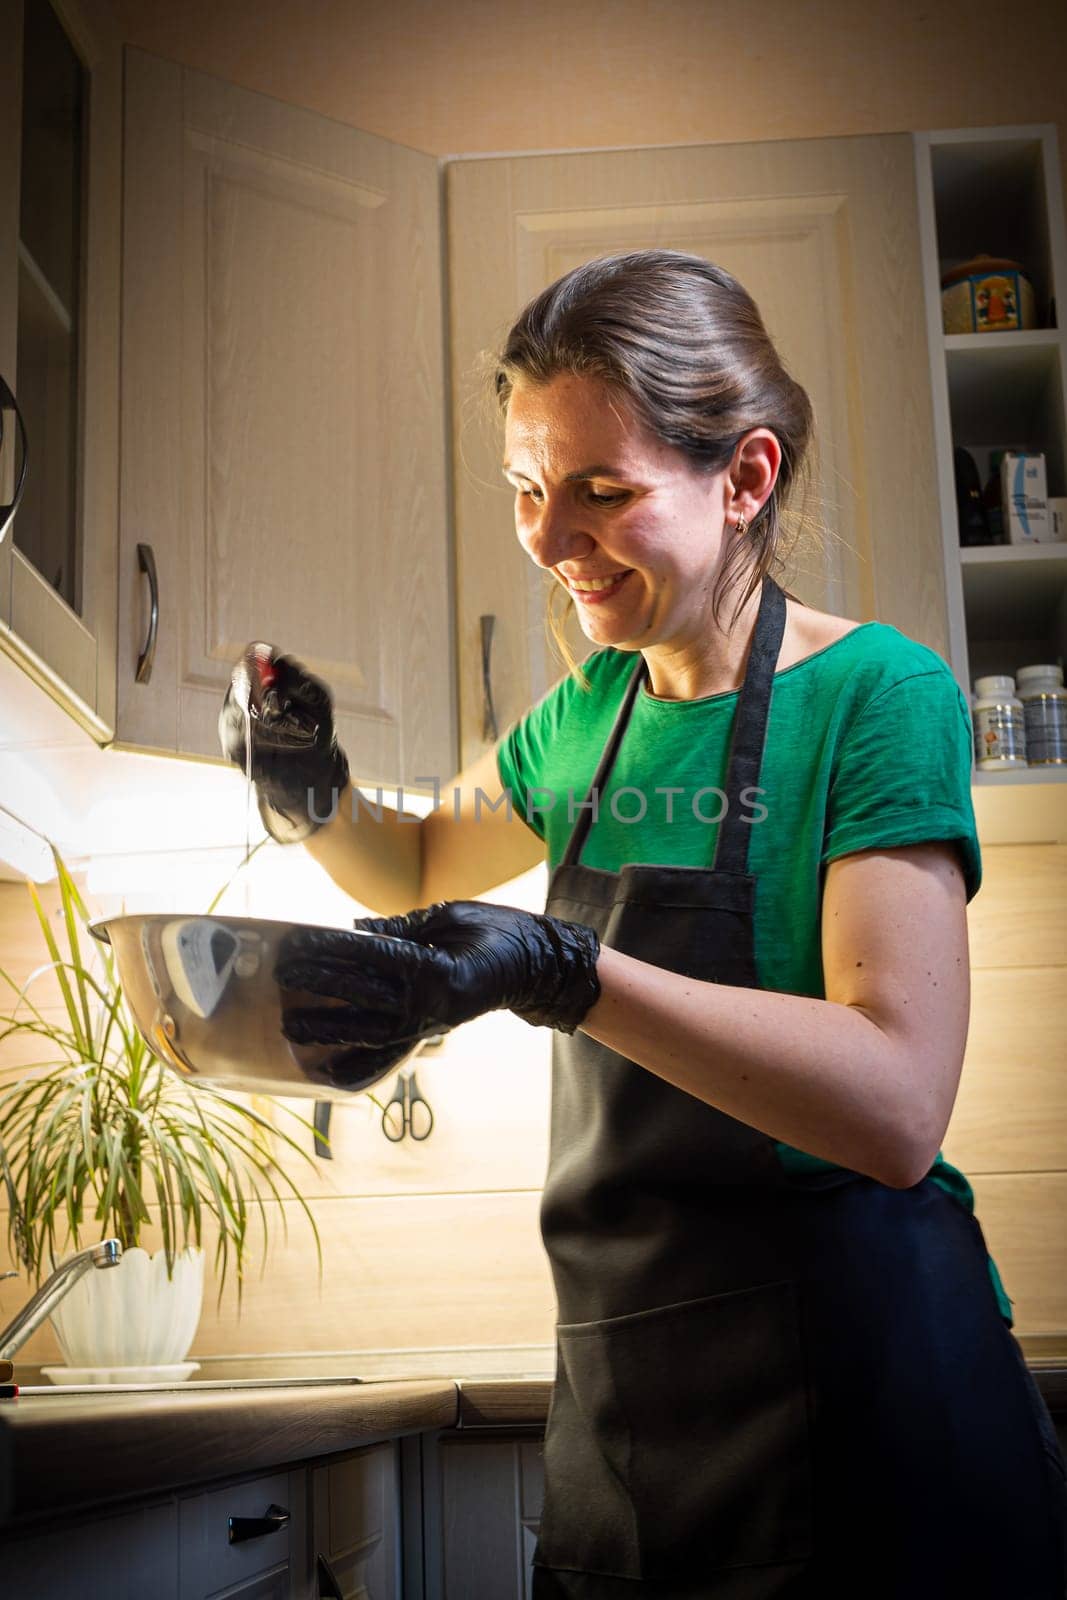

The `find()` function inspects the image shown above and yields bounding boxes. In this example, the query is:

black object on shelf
[982,454,1007,543]
[954,446,996,546]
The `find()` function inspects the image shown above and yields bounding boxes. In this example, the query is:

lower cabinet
[179,1465,308,1598]
[418,1433,545,1600]
[310,1445,402,1599]
[4,1497,180,1597]
[3,1441,402,1600]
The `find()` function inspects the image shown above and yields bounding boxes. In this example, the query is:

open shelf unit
[914,125,1067,792]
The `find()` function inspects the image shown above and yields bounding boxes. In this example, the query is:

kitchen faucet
[0,1239,122,1360]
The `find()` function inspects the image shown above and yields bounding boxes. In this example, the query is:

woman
[222,251,1067,1596]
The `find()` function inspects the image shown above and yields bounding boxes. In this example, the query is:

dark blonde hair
[491,249,816,677]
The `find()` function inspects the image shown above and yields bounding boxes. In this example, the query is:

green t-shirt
[496,620,1013,1325]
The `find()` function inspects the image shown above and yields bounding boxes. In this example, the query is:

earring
[735,512,749,537]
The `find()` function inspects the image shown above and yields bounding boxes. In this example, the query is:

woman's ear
[730,429,782,525]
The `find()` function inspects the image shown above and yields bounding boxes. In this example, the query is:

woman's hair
[489,249,817,678]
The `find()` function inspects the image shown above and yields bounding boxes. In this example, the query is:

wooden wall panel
[969,1174,1067,1335]
[0,881,72,1088]
[1,830,1065,1351]
[943,968,1067,1173]
[0,1192,557,1364]
[965,844,1067,968]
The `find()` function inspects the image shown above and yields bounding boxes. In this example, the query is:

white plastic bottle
[972,675,1027,770]
[1016,664,1067,766]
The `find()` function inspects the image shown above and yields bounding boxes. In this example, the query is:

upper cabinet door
[0,0,21,630]
[117,50,455,789]
[448,138,943,767]
[0,0,121,738]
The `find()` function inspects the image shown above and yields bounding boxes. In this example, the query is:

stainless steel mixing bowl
[90,914,421,1100]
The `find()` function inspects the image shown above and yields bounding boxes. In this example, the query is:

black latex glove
[218,648,349,844]
[273,901,602,1085]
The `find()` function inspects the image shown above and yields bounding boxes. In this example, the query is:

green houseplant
[0,845,323,1375]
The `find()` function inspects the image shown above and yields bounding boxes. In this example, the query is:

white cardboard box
[1001,452,1050,543]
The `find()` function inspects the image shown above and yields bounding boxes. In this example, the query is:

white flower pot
[49,1246,205,1368]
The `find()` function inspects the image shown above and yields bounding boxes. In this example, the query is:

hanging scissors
[381,1066,434,1142]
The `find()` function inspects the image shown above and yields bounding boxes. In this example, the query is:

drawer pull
[317,1552,344,1598]
[227,1501,290,1543]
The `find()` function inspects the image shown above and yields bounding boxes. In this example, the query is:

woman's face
[503,372,772,656]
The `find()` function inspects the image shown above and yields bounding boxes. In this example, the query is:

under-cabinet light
[0,805,56,883]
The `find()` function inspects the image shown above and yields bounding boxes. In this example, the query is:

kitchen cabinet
[914,123,1067,794]
[115,49,455,792]
[417,1432,544,1600]
[310,1443,402,1598]
[0,0,121,740]
[4,1494,180,1596]
[447,135,948,769]
[6,18,1054,810]
[7,29,1033,794]
[2,1467,306,1599]
[179,1465,309,1598]
[2,1445,403,1599]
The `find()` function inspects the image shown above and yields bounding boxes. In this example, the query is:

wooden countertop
[0,1378,458,1528]
[456,1377,553,1428]
[2,1359,1063,1530]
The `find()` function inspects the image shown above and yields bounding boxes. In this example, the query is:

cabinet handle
[313,1100,333,1160]
[227,1501,290,1544]
[316,1552,345,1598]
[135,541,159,684]
[0,373,29,546]
[480,613,499,742]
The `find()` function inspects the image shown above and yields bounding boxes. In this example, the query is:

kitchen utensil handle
[0,372,29,545]
[317,1552,345,1598]
[135,542,159,684]
[227,1502,290,1544]
[480,613,498,742]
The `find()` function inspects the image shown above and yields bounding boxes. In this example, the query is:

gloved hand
[273,901,602,1084]
[218,646,350,844]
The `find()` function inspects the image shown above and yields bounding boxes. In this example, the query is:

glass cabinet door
[0,0,119,736]
[15,0,86,613]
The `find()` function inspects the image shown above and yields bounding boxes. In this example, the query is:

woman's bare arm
[579,841,970,1189]
[303,745,543,914]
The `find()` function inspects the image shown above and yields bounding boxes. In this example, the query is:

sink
[14,1375,373,1394]
[11,1346,556,1393]
[15,1373,553,1395]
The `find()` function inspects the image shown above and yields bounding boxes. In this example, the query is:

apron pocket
[545,1279,814,1581]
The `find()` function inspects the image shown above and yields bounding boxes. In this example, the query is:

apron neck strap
[713,574,785,874]
[558,574,787,875]
[559,650,648,870]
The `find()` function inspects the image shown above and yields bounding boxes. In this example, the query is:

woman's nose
[520,498,595,570]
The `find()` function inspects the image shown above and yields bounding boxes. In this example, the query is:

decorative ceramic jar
[941,254,1037,334]
[48,1245,205,1369]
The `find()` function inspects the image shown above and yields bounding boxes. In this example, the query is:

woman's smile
[563,569,634,603]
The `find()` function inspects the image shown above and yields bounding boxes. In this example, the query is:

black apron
[532,575,1067,1599]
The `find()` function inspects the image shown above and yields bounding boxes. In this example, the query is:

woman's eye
[512,484,626,506]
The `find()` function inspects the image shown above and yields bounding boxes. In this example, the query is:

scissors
[381,1067,434,1142]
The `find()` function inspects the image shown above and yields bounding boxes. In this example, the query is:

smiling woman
[492,250,816,702]
[219,249,1067,1598]
[500,369,787,687]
